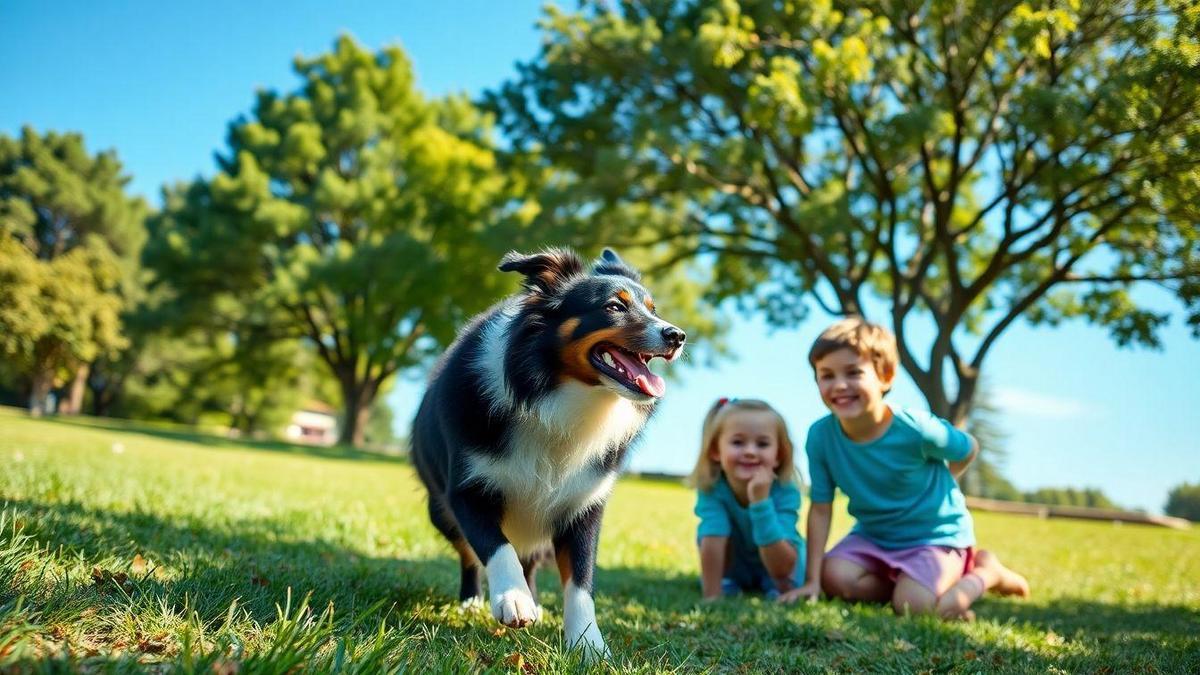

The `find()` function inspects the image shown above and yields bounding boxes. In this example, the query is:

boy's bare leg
[936,549,1030,620]
[822,557,892,603]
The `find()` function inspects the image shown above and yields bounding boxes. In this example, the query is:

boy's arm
[698,536,728,600]
[804,502,832,588]
[947,433,980,479]
[779,502,831,603]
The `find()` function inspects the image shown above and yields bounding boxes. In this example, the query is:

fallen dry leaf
[131,554,147,574]
[138,637,167,654]
[92,567,133,592]
[210,660,240,675]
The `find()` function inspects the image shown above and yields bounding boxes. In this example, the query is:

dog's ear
[592,248,641,282]
[499,248,585,295]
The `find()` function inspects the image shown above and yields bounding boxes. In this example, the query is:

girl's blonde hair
[686,398,796,491]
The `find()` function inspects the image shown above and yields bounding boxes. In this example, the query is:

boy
[778,317,1029,618]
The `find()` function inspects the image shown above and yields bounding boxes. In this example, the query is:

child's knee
[891,583,936,616]
[819,565,851,599]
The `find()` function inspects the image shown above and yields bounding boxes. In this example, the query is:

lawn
[1,406,1197,673]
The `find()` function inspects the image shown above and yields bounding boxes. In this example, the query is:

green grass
[1,406,1197,673]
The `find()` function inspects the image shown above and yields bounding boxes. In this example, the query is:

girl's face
[710,410,781,484]
[814,347,893,422]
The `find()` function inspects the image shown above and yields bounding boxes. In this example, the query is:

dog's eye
[605,300,626,313]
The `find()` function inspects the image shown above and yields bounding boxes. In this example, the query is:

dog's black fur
[410,248,685,656]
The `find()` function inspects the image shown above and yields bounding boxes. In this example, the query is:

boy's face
[813,347,893,422]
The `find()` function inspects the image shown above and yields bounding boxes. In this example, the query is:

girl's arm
[747,472,800,588]
[698,536,729,600]
[948,434,980,478]
[757,539,798,589]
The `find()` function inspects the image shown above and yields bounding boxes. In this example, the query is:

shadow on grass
[4,495,1198,672]
[34,412,407,465]
[986,597,1200,640]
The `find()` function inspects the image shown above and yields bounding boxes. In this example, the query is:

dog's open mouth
[589,343,669,398]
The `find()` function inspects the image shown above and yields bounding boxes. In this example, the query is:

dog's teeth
[602,352,616,368]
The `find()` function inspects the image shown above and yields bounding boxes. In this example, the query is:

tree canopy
[0,128,145,415]
[146,36,537,445]
[488,0,1200,423]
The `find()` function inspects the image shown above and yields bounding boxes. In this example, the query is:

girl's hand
[746,465,775,503]
[777,581,821,604]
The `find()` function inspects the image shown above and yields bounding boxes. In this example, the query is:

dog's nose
[662,325,686,347]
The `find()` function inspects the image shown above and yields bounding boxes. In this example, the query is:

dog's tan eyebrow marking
[559,318,581,341]
[644,297,655,313]
[616,290,632,306]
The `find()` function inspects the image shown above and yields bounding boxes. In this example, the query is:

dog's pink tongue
[610,350,667,398]
[635,373,666,397]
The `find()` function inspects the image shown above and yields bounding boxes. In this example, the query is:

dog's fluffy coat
[410,248,685,656]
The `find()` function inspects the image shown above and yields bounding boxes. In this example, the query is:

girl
[688,398,806,600]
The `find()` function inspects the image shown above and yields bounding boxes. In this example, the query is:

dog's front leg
[449,484,539,628]
[554,504,610,660]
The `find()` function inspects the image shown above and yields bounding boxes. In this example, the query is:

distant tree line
[1165,482,1200,522]
[4,0,1199,465]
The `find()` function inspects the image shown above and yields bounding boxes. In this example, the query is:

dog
[410,247,685,658]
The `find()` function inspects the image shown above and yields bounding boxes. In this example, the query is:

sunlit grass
[1,405,1197,672]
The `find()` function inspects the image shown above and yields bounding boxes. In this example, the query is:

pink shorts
[826,533,975,596]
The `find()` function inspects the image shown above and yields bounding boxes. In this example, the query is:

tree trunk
[59,363,90,415]
[29,369,54,417]
[337,378,377,447]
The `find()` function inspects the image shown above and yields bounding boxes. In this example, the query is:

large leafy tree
[146,36,534,446]
[489,0,1200,425]
[0,128,145,416]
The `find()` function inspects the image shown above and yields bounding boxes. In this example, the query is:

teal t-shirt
[695,475,807,586]
[806,406,975,549]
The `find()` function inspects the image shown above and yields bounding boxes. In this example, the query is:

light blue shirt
[695,475,807,586]
[806,406,975,549]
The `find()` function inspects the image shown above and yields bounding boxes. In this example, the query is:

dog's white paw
[491,588,539,628]
[567,623,610,662]
[563,580,609,661]
[459,596,485,612]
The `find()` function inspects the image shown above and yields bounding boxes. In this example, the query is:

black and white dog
[410,248,685,657]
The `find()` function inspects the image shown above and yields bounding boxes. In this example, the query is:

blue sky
[3,1,1197,513]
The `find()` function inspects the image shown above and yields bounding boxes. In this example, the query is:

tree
[1165,482,1200,522]
[1021,486,1117,509]
[146,36,534,446]
[0,128,145,415]
[488,0,1200,425]
[960,379,1021,500]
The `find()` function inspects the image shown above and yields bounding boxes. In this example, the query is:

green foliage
[0,128,146,414]
[1021,487,1119,509]
[145,36,535,445]
[1,409,1198,672]
[1165,482,1200,522]
[489,0,1200,423]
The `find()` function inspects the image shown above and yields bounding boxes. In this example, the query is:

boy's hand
[777,581,821,604]
[747,466,774,503]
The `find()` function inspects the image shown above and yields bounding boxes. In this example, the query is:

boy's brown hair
[686,398,797,491]
[807,317,899,384]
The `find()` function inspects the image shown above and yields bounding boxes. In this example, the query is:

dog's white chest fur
[467,382,644,553]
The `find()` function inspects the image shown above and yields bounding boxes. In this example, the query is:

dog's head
[499,248,686,404]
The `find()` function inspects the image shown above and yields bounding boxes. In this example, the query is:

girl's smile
[711,410,781,486]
